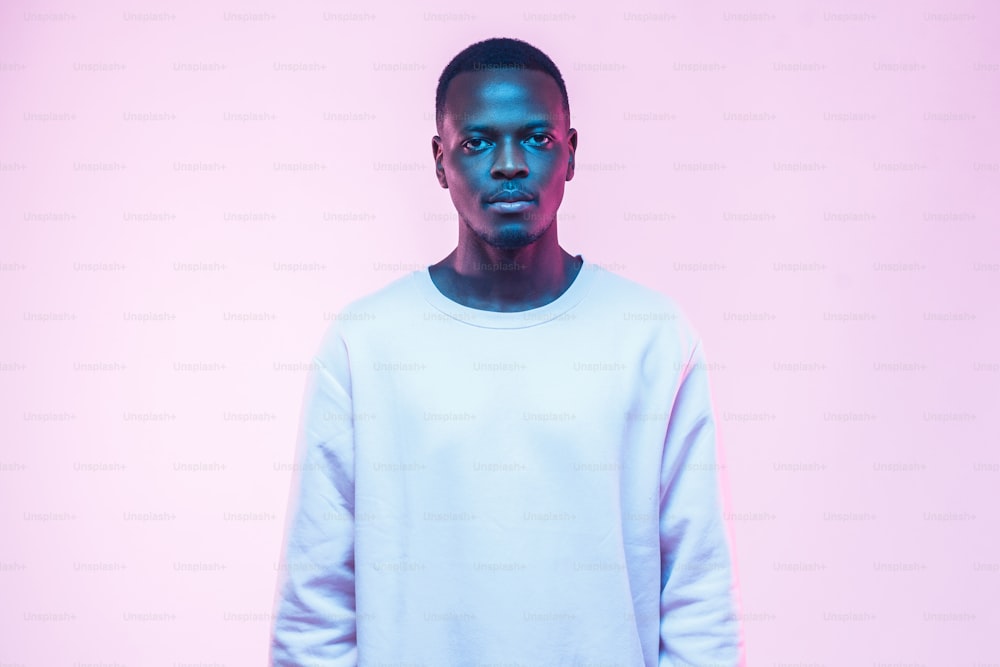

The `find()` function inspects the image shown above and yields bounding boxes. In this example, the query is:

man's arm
[271,333,357,667]
[659,339,745,667]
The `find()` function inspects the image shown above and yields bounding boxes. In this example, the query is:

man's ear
[565,127,578,182]
[432,135,448,188]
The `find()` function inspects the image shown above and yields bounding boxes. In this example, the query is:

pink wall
[1,1,997,664]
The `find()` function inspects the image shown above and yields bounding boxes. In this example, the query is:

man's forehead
[442,110,568,132]
[442,70,566,125]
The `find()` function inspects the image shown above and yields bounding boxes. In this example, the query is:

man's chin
[483,226,543,250]
[471,218,552,250]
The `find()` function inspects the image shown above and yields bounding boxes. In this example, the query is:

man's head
[432,37,577,251]
[435,37,571,135]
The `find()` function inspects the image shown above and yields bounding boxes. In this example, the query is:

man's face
[432,68,577,250]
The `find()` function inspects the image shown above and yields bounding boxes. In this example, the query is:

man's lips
[487,200,534,213]
[486,191,535,213]
[487,191,534,203]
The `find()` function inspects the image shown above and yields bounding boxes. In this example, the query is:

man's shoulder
[586,263,700,342]
[588,263,680,307]
[312,270,422,355]
[333,271,421,322]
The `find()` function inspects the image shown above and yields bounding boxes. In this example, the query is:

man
[271,37,745,666]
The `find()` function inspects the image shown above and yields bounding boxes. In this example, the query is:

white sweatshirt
[271,256,745,667]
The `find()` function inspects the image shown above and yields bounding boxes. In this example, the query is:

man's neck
[428,234,582,313]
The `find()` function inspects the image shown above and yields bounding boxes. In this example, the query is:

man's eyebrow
[459,121,556,133]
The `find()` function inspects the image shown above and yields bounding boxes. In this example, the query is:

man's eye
[527,134,552,146]
[463,138,489,151]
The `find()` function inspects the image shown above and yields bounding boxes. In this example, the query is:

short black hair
[435,37,570,133]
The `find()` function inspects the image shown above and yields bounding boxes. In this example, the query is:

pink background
[1,0,997,664]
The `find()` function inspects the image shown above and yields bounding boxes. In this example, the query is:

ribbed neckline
[411,254,598,329]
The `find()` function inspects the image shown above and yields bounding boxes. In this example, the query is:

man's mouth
[487,189,534,203]
[487,200,534,213]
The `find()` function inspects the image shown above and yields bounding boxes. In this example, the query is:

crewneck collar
[412,254,598,329]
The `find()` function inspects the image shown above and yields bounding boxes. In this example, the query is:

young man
[271,37,745,667]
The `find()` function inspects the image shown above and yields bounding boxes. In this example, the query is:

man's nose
[490,137,529,179]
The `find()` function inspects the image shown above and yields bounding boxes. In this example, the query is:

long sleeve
[658,339,745,667]
[271,330,357,667]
